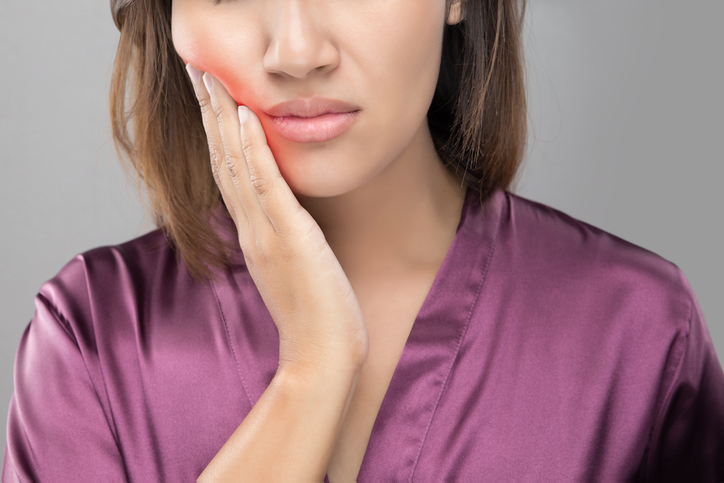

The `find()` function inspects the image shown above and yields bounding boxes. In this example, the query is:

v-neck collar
[208,186,504,481]
[355,186,503,481]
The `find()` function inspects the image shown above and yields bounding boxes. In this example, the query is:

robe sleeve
[2,292,127,482]
[640,284,724,482]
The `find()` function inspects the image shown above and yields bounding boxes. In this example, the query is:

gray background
[1,0,722,456]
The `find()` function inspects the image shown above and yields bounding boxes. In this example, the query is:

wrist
[276,354,365,388]
[278,338,368,377]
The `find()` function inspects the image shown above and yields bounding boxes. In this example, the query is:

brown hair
[110,0,528,282]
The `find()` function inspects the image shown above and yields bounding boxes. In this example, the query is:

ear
[446,0,465,25]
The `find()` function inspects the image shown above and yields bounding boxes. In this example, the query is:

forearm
[197,362,363,482]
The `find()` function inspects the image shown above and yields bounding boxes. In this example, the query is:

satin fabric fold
[4,187,723,482]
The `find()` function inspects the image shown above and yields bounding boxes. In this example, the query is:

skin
[172,0,467,479]
[171,0,467,281]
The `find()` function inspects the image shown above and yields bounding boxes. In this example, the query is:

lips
[264,96,360,143]
[265,96,360,118]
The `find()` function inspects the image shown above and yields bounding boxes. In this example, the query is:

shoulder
[37,228,180,327]
[495,190,695,334]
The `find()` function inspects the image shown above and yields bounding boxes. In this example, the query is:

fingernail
[238,106,249,126]
[203,72,214,94]
[185,63,201,86]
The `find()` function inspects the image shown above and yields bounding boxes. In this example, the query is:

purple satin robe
[4,187,724,482]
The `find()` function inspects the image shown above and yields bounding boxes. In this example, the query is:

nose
[262,0,340,79]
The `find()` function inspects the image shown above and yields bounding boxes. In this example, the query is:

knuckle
[208,146,221,170]
[249,169,273,197]
[198,96,213,114]
[239,136,273,198]
[213,104,225,125]
[245,234,273,267]
[225,153,244,179]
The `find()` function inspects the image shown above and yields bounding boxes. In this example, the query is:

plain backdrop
[1,0,722,456]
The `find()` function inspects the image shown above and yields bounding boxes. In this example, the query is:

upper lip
[265,96,360,118]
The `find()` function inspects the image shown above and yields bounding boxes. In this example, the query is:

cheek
[172,14,255,106]
[356,1,444,139]
[386,3,444,91]
[355,2,443,104]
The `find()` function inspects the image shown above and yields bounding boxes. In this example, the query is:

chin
[278,156,362,199]
[268,145,371,199]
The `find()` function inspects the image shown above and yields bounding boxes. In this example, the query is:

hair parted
[109,0,528,282]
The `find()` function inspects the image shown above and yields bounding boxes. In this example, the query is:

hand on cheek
[183,63,369,369]
[184,62,294,235]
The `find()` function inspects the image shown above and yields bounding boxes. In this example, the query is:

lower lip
[268,111,359,143]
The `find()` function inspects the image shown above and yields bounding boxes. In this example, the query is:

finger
[237,104,310,237]
[202,72,274,237]
[185,63,249,234]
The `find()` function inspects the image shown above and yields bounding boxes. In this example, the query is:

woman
[3,0,723,481]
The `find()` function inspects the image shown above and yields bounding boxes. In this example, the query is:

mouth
[268,111,360,144]
[263,95,361,143]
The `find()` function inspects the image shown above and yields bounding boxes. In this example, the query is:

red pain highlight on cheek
[175,28,251,107]
[179,46,270,139]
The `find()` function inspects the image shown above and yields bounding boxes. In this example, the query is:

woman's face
[171,0,462,198]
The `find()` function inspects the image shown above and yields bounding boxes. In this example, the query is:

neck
[295,124,468,279]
